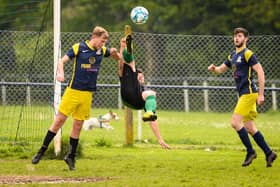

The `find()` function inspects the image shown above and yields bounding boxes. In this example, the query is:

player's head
[233,27,249,48]
[91,26,109,49]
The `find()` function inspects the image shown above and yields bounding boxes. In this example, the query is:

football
[130,6,149,24]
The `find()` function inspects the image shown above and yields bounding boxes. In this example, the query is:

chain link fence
[0,30,280,144]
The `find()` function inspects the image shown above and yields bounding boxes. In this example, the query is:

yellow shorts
[58,87,93,120]
[234,93,258,122]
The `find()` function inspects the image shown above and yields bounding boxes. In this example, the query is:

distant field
[0,108,279,186]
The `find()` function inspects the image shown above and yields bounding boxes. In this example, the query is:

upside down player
[208,27,277,167]
[118,26,170,149]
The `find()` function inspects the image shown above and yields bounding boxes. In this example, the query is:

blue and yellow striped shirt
[224,48,258,96]
[66,40,110,91]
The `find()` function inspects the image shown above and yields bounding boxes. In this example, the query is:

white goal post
[53,0,62,156]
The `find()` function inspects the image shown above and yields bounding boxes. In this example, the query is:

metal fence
[1,31,280,110]
[0,30,279,143]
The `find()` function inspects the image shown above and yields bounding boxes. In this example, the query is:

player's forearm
[213,66,225,74]
[57,60,64,75]
[257,70,265,96]
[208,64,227,74]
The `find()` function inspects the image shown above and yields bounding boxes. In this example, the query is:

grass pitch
[0,109,279,186]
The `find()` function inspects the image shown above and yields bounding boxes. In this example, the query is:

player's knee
[231,114,243,131]
[244,123,257,135]
[247,128,255,135]
[150,90,156,96]
[144,90,156,96]
[50,124,61,133]
[71,124,83,138]
[230,121,237,130]
[73,121,83,131]
[51,117,66,132]
[73,124,82,132]
[231,119,241,131]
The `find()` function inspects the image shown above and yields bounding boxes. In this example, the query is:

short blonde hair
[92,26,109,38]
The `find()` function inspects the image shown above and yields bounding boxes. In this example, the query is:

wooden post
[125,106,133,146]
[118,81,122,109]
[184,80,189,112]
[272,84,277,111]
[203,81,209,112]
[137,110,142,141]
[1,79,6,105]
[26,80,31,106]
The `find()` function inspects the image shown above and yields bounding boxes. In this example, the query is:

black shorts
[120,63,146,110]
[121,92,145,110]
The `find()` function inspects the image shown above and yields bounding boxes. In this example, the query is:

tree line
[0,0,279,35]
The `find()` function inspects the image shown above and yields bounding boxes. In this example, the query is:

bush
[94,137,112,147]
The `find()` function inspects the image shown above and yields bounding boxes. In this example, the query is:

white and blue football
[130,6,149,24]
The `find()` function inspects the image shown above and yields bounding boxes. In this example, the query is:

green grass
[0,108,280,186]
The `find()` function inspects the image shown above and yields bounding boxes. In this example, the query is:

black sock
[39,130,56,153]
[237,127,254,154]
[40,130,56,152]
[42,130,56,147]
[68,137,79,158]
[253,131,272,157]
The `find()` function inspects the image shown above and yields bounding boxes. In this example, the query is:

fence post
[137,110,142,141]
[1,79,6,105]
[183,81,189,112]
[203,81,209,112]
[118,81,122,109]
[272,84,277,111]
[125,107,133,146]
[26,80,31,106]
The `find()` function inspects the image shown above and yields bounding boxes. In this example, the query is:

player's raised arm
[56,55,70,82]
[149,121,170,149]
[208,63,228,74]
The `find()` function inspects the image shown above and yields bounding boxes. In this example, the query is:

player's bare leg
[49,112,68,132]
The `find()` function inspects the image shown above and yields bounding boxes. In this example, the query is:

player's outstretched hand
[208,64,216,72]
[159,140,171,149]
[110,48,121,60]
[56,73,64,82]
[257,94,265,106]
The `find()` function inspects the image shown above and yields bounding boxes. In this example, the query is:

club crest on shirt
[89,56,96,64]
[236,56,242,63]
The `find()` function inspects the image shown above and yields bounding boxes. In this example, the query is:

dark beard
[235,42,244,48]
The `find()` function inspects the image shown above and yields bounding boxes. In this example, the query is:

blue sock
[253,131,272,156]
[237,127,254,154]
